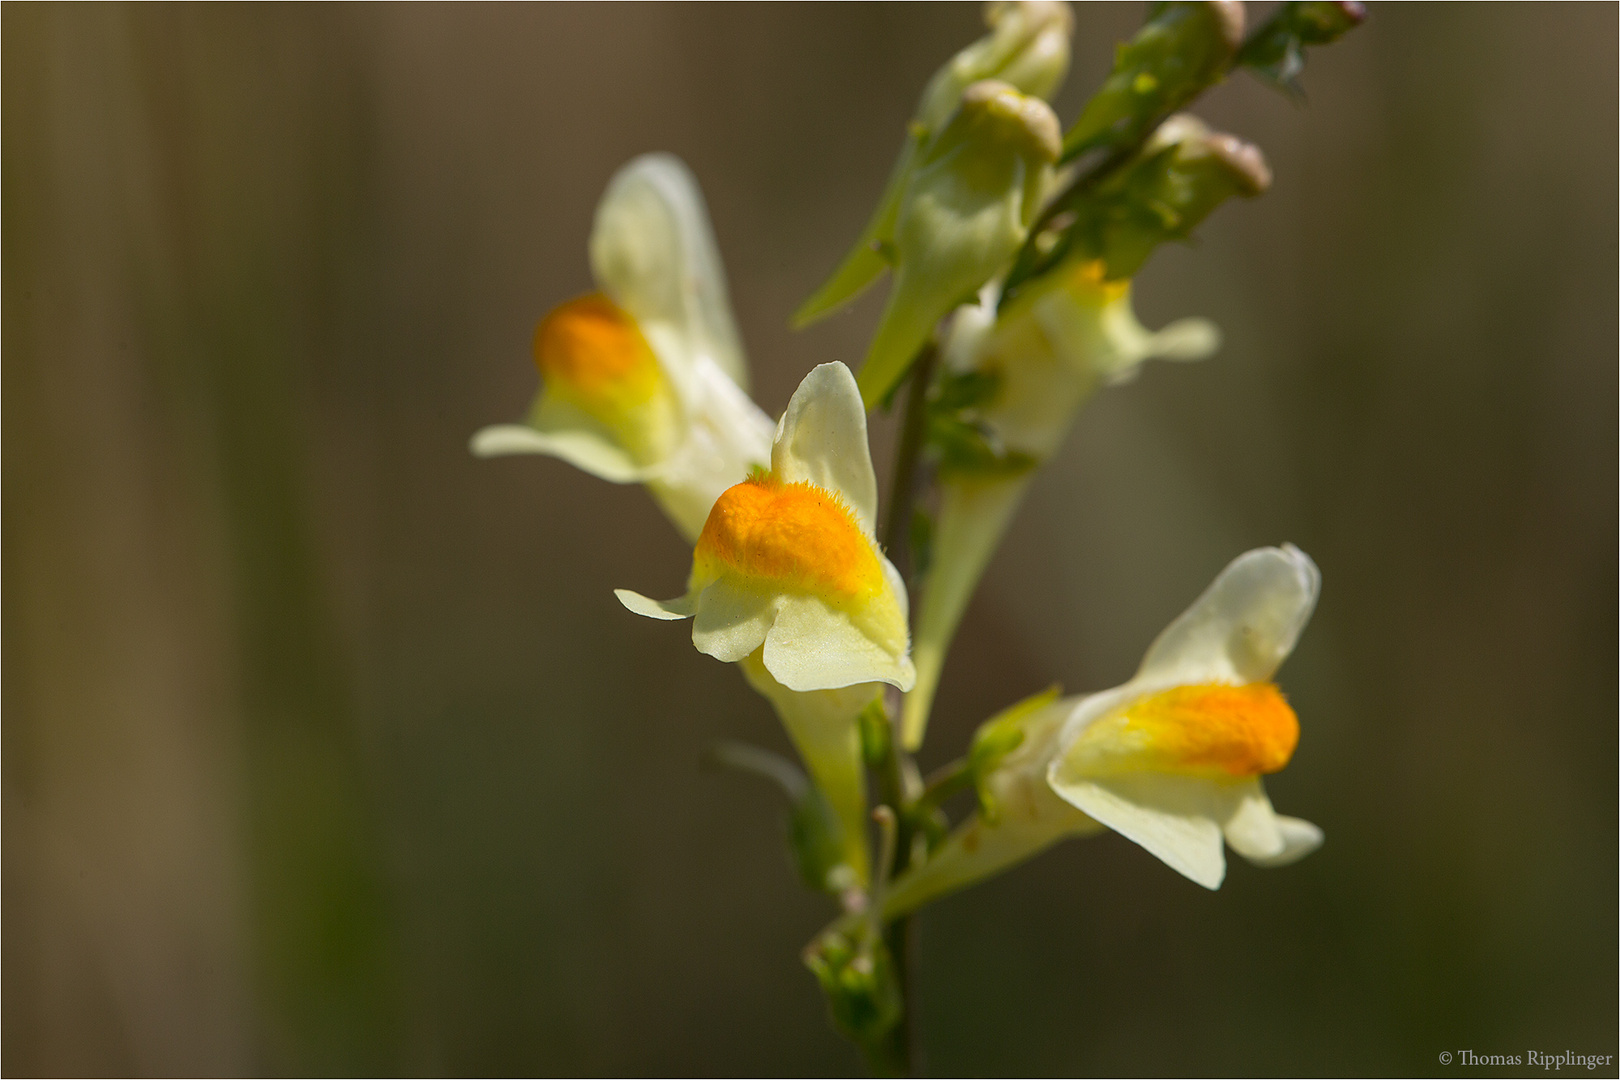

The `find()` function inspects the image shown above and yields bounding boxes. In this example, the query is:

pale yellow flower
[473,153,773,541]
[617,362,916,885]
[884,545,1323,913]
[618,362,914,694]
[904,261,1218,746]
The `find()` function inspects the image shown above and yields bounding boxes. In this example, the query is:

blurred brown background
[4,4,1615,1076]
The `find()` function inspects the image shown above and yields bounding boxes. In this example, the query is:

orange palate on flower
[1124,682,1299,777]
[692,473,884,602]
[533,293,664,415]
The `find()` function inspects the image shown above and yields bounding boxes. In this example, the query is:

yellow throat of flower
[1065,258,1131,307]
[691,472,906,653]
[1068,682,1299,781]
[533,293,677,461]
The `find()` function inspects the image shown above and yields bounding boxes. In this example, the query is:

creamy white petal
[1218,778,1286,861]
[681,357,776,479]
[1103,317,1221,386]
[771,363,880,533]
[763,594,916,693]
[469,423,653,484]
[654,359,772,512]
[614,589,698,621]
[1241,815,1324,868]
[590,153,749,391]
[1034,279,1219,389]
[879,554,913,640]
[939,290,1000,374]
[1046,771,1227,890]
[1145,317,1221,362]
[690,578,776,663]
[643,357,775,542]
[1051,681,1142,751]
[1135,544,1321,688]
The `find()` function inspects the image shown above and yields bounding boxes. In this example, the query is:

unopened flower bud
[967,685,1056,823]
[1062,1,1244,162]
[916,1,1075,132]
[858,81,1061,408]
[794,1,1074,326]
[1057,113,1271,281]
[803,928,903,1048]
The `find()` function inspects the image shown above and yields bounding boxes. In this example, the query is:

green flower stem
[1001,139,1145,302]
[913,758,977,821]
[902,476,1034,748]
[866,736,919,1077]
[860,339,944,1077]
[874,918,918,1077]
[880,342,940,576]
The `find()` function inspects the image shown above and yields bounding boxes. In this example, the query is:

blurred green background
[4,4,1615,1076]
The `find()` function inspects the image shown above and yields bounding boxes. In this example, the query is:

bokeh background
[5,4,1615,1076]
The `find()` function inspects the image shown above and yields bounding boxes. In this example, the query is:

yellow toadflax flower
[883,544,1322,914]
[1047,544,1323,889]
[617,362,916,887]
[902,113,1269,748]
[903,261,1218,747]
[472,153,774,541]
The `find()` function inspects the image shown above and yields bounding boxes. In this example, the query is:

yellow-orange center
[691,474,884,602]
[533,293,665,415]
[1068,258,1131,304]
[1071,682,1299,780]
[1126,682,1298,777]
